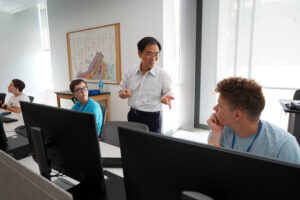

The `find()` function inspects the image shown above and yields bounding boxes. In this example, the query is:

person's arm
[1,103,6,109]
[94,105,103,136]
[5,105,21,113]
[277,138,300,164]
[119,89,132,99]
[207,113,224,146]
[118,70,132,99]
[161,71,174,109]
[160,95,174,109]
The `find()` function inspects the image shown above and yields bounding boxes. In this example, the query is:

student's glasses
[74,86,88,93]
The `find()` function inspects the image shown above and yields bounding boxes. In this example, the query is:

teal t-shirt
[72,98,103,136]
[208,120,300,164]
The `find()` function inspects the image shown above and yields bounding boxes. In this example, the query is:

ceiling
[0,0,43,14]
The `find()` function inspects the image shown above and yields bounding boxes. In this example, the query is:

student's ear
[234,109,243,120]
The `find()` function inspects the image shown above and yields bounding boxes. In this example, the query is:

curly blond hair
[216,77,265,121]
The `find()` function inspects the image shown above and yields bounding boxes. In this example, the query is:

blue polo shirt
[208,120,300,164]
[72,98,103,136]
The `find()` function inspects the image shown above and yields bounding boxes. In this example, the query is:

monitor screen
[0,149,73,200]
[118,127,300,200]
[20,101,106,196]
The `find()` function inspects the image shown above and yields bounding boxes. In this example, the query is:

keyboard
[101,157,122,168]
[15,126,27,138]
[0,116,18,123]
[0,111,11,117]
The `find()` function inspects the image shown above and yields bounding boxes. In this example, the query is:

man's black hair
[137,37,161,52]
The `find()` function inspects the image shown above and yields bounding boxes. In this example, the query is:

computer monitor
[20,101,106,197]
[0,119,8,149]
[0,149,73,200]
[118,127,300,200]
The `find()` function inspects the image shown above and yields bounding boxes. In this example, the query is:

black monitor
[20,101,106,197]
[118,127,300,200]
[0,119,8,150]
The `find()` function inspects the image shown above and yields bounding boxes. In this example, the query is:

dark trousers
[128,108,161,134]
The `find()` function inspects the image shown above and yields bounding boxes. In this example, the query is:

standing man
[1,79,30,113]
[119,37,174,133]
[207,77,300,164]
[70,79,103,136]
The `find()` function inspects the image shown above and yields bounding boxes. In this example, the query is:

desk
[2,109,122,177]
[55,91,110,121]
[19,141,123,178]
[1,109,24,135]
[1,109,30,160]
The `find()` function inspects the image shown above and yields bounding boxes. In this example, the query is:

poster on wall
[66,23,121,84]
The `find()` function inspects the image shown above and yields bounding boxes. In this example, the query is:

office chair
[0,93,6,107]
[287,89,300,133]
[71,96,78,104]
[100,121,149,147]
[28,96,34,103]
[100,105,107,124]
[294,90,300,100]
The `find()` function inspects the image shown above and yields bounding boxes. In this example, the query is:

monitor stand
[29,128,126,200]
[66,170,126,200]
[30,127,51,180]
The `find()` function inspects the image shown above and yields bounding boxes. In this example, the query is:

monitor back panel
[0,149,73,200]
[118,127,300,200]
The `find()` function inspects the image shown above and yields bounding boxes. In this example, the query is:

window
[38,1,50,51]
[37,0,53,91]
[199,0,300,129]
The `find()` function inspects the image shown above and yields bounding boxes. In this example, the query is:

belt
[130,108,160,115]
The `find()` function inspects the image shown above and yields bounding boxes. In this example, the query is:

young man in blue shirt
[70,79,102,136]
[207,77,300,164]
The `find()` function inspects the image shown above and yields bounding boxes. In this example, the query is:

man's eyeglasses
[74,86,88,93]
[146,52,160,58]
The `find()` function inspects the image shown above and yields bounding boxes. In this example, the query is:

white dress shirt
[119,63,173,112]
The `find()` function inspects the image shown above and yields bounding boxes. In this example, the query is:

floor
[171,128,209,144]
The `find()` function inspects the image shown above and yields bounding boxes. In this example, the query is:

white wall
[47,0,163,121]
[0,7,53,104]
[179,0,197,131]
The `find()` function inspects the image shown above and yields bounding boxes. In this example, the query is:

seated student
[1,79,30,113]
[70,79,103,136]
[207,77,300,164]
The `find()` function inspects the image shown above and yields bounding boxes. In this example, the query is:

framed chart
[66,23,121,84]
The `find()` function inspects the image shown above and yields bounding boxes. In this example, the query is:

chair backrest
[287,89,300,134]
[71,97,78,104]
[100,105,107,125]
[28,96,34,103]
[100,121,149,147]
[293,89,300,100]
[0,93,6,106]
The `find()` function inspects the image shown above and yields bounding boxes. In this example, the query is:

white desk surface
[19,141,123,178]
[1,109,24,136]
[1,108,123,177]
